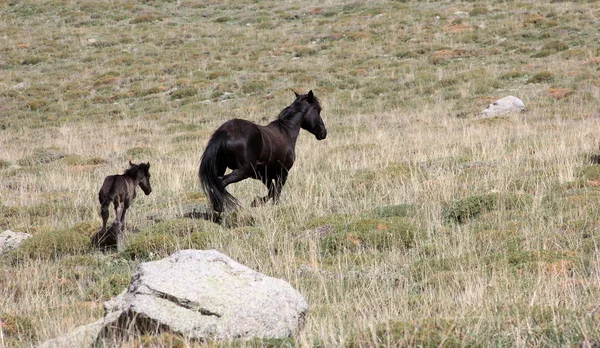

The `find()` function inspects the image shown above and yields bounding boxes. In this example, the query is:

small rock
[12,81,29,90]
[0,230,31,255]
[477,96,525,118]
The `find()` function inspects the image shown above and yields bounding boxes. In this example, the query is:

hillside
[2,0,600,346]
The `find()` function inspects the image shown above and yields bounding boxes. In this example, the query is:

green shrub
[21,56,44,65]
[18,148,65,166]
[443,193,532,224]
[61,155,106,166]
[526,71,554,84]
[319,217,417,256]
[0,159,11,169]
[126,146,154,158]
[370,204,414,218]
[470,7,489,16]
[541,40,569,52]
[139,218,220,238]
[122,233,178,260]
[10,228,90,261]
[0,313,36,340]
[170,88,197,100]
[348,319,469,347]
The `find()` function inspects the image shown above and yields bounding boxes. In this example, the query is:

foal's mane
[276,93,321,121]
[124,163,148,177]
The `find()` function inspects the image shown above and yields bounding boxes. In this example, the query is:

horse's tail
[199,130,237,212]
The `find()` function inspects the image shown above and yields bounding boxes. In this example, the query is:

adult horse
[199,90,326,213]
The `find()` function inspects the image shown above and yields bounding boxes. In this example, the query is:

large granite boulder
[40,249,308,347]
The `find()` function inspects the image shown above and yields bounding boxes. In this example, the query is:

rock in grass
[477,96,525,118]
[0,230,31,255]
[40,250,308,346]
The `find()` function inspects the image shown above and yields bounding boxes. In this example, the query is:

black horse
[199,90,326,213]
[91,161,152,249]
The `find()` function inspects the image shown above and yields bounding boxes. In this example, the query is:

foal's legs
[119,201,130,230]
[101,206,109,233]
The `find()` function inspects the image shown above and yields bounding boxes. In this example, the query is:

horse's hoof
[251,197,263,207]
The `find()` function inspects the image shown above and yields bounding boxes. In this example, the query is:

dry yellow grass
[3,0,600,346]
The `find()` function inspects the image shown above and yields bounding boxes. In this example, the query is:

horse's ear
[129,160,134,166]
[146,162,150,169]
[294,90,300,98]
[307,90,314,103]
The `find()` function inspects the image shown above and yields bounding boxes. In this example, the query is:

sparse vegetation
[2,0,600,346]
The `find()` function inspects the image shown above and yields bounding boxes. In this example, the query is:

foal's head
[295,90,327,140]
[126,161,152,195]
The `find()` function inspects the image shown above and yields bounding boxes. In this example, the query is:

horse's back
[217,118,261,137]
[98,175,131,203]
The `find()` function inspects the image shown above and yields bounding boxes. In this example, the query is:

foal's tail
[199,131,237,213]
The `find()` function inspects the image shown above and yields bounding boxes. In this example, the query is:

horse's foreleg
[271,171,288,203]
[251,177,274,207]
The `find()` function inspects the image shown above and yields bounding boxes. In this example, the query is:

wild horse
[91,161,152,249]
[199,90,326,213]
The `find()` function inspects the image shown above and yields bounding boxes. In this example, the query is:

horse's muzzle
[316,130,327,140]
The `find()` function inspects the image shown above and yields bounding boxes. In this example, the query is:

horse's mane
[124,163,148,177]
[276,94,321,121]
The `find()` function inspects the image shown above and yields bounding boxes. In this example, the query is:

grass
[2,0,600,346]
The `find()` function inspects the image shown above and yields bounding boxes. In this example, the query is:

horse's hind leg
[100,205,109,233]
[221,167,252,187]
[119,202,129,230]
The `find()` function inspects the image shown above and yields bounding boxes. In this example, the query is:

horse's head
[129,160,152,195]
[296,90,327,140]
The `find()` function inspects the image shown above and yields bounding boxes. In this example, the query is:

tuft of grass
[122,233,178,260]
[21,56,44,65]
[18,148,65,166]
[303,214,418,256]
[138,218,220,238]
[0,313,36,341]
[8,228,91,261]
[369,204,415,218]
[125,146,154,159]
[470,7,489,16]
[170,88,197,100]
[443,193,533,224]
[526,71,554,84]
[541,40,569,52]
[348,319,468,347]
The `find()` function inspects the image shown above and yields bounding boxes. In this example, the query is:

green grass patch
[443,193,533,224]
[8,227,91,261]
[18,148,65,166]
[303,214,418,257]
[526,71,554,84]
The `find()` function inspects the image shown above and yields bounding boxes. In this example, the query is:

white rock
[0,230,31,255]
[39,250,308,346]
[477,96,525,118]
